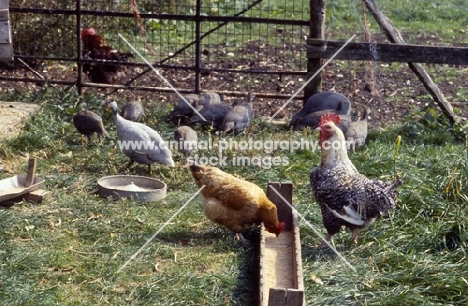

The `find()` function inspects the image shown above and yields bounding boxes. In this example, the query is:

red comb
[276,222,286,237]
[81,28,96,38]
[319,113,340,127]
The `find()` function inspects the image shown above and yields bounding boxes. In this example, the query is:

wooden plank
[0,21,11,43]
[0,9,9,21]
[259,221,266,306]
[0,43,13,61]
[25,158,37,187]
[0,0,8,9]
[307,38,468,65]
[363,0,458,124]
[266,182,293,231]
[292,210,304,291]
[0,189,50,206]
[260,182,305,306]
[22,189,50,203]
[268,288,304,306]
[304,0,326,105]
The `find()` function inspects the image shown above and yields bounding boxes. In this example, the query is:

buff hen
[190,164,285,242]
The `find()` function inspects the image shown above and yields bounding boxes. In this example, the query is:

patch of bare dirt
[0,102,41,140]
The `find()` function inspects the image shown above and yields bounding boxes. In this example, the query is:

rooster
[189,164,285,242]
[81,27,133,84]
[310,114,402,246]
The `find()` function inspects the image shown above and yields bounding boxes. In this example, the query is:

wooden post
[303,0,326,105]
[266,182,293,231]
[25,158,36,187]
[363,0,458,124]
[0,0,13,61]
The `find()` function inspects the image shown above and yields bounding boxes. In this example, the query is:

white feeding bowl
[97,175,167,202]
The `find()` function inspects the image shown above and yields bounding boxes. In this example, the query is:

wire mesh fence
[5,0,311,99]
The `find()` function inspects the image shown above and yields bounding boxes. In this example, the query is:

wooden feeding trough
[0,158,48,206]
[260,182,304,306]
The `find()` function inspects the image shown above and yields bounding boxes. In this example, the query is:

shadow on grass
[156,227,261,305]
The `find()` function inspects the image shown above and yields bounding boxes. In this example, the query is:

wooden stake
[25,157,36,187]
[266,182,293,231]
[304,0,326,105]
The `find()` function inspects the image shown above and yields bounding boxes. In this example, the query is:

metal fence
[3,0,311,99]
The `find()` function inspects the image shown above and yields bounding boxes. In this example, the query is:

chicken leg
[351,228,360,245]
[235,233,250,246]
[319,233,333,248]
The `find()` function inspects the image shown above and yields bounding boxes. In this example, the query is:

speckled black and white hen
[310,114,402,246]
[108,101,174,174]
[73,110,108,143]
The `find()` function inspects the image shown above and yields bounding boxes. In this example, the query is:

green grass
[0,85,467,305]
[2,0,468,304]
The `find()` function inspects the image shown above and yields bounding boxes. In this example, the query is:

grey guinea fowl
[293,103,352,133]
[168,93,200,124]
[221,92,254,134]
[345,108,370,150]
[121,97,144,122]
[197,91,223,106]
[108,101,175,174]
[190,99,232,130]
[290,91,351,128]
[174,126,198,157]
[73,110,108,143]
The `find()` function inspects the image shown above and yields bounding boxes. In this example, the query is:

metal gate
[3,0,310,99]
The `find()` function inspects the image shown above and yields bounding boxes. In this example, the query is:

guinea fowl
[221,92,254,134]
[168,93,200,124]
[121,97,144,122]
[345,108,370,150]
[310,114,402,246]
[197,91,223,106]
[73,110,108,143]
[290,91,351,128]
[168,92,223,126]
[293,103,352,133]
[190,98,232,130]
[174,126,198,157]
[108,101,175,174]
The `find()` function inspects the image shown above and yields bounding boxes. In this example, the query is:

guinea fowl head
[108,101,119,114]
